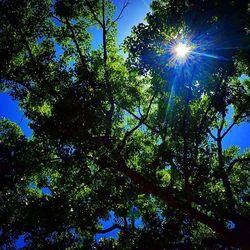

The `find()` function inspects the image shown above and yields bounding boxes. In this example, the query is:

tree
[0,0,250,249]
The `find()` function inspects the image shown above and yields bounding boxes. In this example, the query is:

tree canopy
[0,0,250,249]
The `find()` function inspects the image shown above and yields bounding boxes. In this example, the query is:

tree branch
[119,91,156,150]
[115,101,160,134]
[30,149,241,247]
[217,137,237,213]
[98,153,234,244]
[52,15,91,72]
[84,0,103,27]
[107,0,129,32]
[218,114,225,134]
[96,224,123,234]
[195,73,225,154]
[220,114,247,139]
[66,19,89,68]
[227,157,250,173]
[208,129,217,141]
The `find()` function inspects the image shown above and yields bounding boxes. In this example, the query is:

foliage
[0,0,250,249]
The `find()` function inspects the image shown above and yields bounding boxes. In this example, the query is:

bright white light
[174,43,191,58]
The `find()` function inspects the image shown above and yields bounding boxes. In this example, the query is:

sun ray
[192,51,228,61]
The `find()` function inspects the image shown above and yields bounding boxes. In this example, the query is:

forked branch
[119,92,157,150]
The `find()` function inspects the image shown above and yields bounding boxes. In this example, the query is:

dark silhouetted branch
[221,114,247,139]
[228,157,250,173]
[96,224,123,234]
[208,129,217,140]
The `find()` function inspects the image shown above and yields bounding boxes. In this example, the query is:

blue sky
[1,0,250,248]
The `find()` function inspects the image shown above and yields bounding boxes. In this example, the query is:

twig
[115,101,160,134]
[220,114,247,139]
[119,91,157,150]
[107,0,129,31]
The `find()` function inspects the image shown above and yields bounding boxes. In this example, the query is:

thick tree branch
[31,151,249,248]
[100,154,235,244]
[217,135,237,213]
[96,224,123,234]
[98,0,115,138]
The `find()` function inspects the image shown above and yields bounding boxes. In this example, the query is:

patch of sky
[88,26,103,50]
[87,0,152,50]
[112,0,151,45]
[222,105,250,152]
[16,234,25,249]
[63,144,76,155]
[28,182,36,189]
[134,216,144,229]
[95,209,144,242]
[208,73,250,152]
[135,107,143,118]
[227,220,235,230]
[45,231,59,243]
[123,111,133,131]
[164,165,171,170]
[66,58,76,71]
[15,233,31,250]
[239,74,249,83]
[47,176,52,185]
[0,93,32,137]
[95,211,120,242]
[28,182,52,196]
[70,227,77,235]
[157,210,165,220]
[37,36,45,44]
[129,205,144,229]
[41,187,53,196]
[156,137,163,145]
[52,16,61,27]
[139,124,147,133]
[54,42,64,59]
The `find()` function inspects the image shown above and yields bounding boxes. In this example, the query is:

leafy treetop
[0,0,250,249]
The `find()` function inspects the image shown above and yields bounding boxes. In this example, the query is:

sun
[174,42,191,58]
